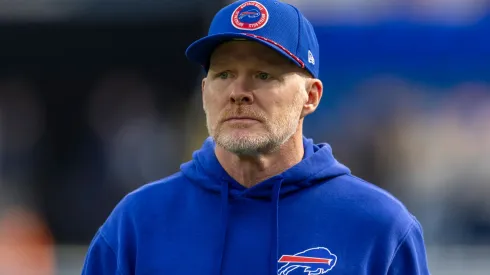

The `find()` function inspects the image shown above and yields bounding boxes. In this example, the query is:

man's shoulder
[122,171,190,208]
[323,174,416,231]
[96,171,191,250]
[104,171,190,222]
[335,174,405,207]
[132,171,187,195]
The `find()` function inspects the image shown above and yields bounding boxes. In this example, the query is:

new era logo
[308,50,315,65]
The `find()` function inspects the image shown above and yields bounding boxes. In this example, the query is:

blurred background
[0,0,488,274]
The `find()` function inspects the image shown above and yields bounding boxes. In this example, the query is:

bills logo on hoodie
[278,247,338,275]
[231,1,269,31]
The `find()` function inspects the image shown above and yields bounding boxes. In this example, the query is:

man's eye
[256,72,271,80]
[218,72,230,79]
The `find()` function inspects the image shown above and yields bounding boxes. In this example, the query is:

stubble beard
[204,97,304,156]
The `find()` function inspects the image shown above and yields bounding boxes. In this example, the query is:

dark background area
[0,0,224,244]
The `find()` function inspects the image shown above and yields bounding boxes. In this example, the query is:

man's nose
[229,77,254,105]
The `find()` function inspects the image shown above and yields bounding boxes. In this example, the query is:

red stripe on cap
[243,33,305,68]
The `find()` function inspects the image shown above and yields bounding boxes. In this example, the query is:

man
[82,0,431,274]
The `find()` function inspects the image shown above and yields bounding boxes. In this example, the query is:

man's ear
[301,78,323,118]
[202,77,207,93]
[201,77,207,108]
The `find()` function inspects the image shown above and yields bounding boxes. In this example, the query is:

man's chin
[215,135,264,154]
[215,133,283,156]
[218,128,262,139]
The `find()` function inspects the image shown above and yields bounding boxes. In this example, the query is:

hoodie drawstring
[218,178,283,275]
[270,179,283,275]
[217,181,229,275]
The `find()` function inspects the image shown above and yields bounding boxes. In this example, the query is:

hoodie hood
[181,136,351,199]
[180,136,350,275]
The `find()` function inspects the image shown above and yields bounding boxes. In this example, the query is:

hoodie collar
[181,136,350,200]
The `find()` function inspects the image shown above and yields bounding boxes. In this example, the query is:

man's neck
[215,133,304,188]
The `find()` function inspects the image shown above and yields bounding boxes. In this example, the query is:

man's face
[202,41,309,156]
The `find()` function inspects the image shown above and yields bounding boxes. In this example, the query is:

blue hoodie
[82,137,430,275]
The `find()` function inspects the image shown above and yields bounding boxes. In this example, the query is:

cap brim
[185,33,303,71]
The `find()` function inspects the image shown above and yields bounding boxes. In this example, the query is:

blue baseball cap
[185,0,320,78]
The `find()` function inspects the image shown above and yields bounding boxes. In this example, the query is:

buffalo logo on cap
[231,1,269,31]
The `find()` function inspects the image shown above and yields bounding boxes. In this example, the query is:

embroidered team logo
[278,247,338,275]
[231,1,269,31]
